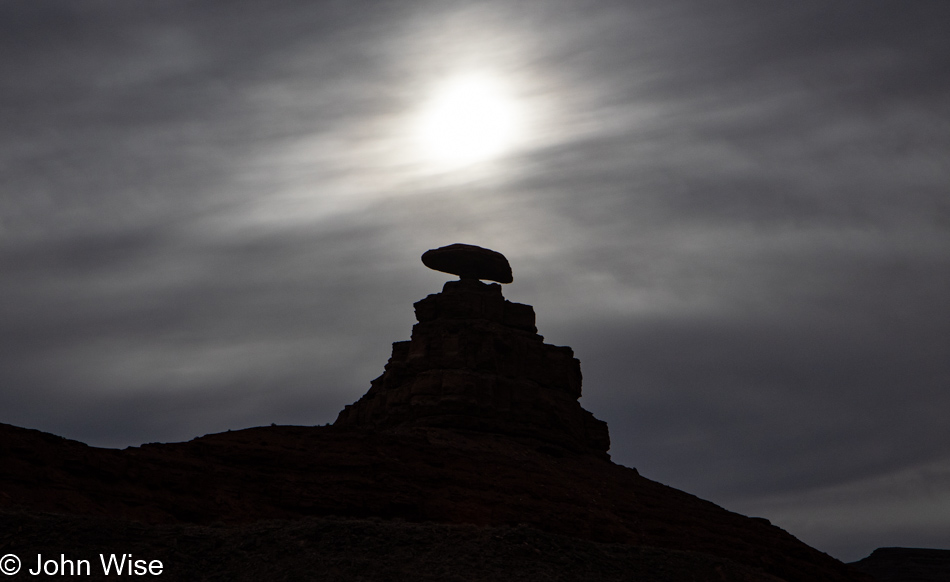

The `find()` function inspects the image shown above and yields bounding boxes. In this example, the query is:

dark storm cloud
[2,0,949,562]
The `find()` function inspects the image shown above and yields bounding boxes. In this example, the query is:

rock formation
[0,244,882,581]
[335,246,609,457]
[420,243,513,283]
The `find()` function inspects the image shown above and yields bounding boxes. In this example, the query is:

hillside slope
[1,422,869,582]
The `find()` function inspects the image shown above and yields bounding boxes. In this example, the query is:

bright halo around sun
[416,73,522,168]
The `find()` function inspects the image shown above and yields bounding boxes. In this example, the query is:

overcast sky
[2,0,949,562]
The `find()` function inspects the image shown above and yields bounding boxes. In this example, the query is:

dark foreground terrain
[1,422,871,582]
[3,510,791,582]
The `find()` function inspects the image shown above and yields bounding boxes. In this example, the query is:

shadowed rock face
[334,277,610,457]
[421,243,513,284]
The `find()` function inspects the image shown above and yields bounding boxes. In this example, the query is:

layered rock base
[335,279,609,457]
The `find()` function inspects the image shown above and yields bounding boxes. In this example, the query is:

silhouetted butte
[336,243,609,457]
[0,243,879,582]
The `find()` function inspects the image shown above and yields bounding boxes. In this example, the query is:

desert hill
[1,422,865,582]
[0,245,877,581]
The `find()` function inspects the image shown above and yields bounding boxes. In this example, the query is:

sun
[416,73,521,168]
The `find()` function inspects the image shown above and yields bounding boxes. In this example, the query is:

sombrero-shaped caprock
[421,243,513,284]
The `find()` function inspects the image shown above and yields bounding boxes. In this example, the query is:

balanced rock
[421,243,513,284]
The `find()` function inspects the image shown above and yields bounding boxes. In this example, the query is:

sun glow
[416,73,521,168]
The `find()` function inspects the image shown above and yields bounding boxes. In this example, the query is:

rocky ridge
[0,245,880,581]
